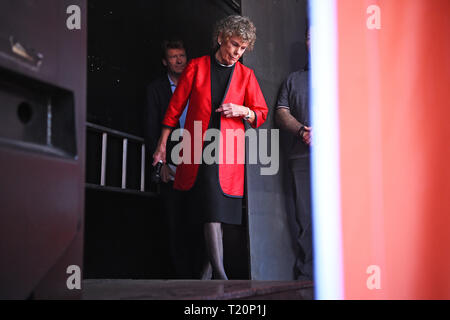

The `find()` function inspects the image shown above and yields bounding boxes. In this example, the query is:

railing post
[140,144,145,192]
[121,138,128,189]
[100,132,107,186]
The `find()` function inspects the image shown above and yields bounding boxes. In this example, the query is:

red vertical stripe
[338,0,450,299]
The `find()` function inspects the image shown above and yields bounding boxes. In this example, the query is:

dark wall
[84,190,168,279]
[0,0,86,298]
[242,0,308,280]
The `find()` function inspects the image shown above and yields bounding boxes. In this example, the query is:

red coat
[162,55,268,197]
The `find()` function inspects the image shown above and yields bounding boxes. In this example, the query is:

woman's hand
[152,127,172,166]
[216,103,248,118]
[216,103,255,124]
[152,143,166,166]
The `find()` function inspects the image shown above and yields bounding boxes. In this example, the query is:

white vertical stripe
[141,144,146,192]
[122,138,128,189]
[310,0,344,299]
[100,133,107,186]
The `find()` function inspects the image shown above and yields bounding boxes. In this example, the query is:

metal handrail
[86,122,146,193]
[86,122,144,142]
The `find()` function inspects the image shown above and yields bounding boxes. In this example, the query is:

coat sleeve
[244,70,268,128]
[161,59,197,128]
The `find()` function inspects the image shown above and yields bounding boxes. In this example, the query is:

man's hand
[302,126,313,146]
[160,164,175,183]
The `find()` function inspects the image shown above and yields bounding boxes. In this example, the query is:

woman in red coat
[153,15,268,279]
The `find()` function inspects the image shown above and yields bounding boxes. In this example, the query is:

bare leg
[203,222,228,280]
[200,258,212,280]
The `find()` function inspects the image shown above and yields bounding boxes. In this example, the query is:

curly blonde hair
[213,15,257,51]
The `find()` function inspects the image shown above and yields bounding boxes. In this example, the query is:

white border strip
[310,0,344,299]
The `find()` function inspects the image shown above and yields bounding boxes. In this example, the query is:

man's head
[161,39,187,77]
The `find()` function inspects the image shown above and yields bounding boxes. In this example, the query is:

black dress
[188,55,243,225]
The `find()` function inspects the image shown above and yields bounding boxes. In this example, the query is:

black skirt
[186,161,243,225]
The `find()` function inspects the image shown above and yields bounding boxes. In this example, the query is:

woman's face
[216,34,248,66]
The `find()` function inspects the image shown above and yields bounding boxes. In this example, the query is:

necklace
[216,60,234,68]
[214,50,235,67]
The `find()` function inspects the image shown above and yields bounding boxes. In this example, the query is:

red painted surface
[338,0,450,299]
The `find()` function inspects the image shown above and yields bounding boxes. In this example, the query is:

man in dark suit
[145,39,187,179]
[144,39,198,278]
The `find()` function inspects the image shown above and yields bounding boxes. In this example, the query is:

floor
[82,279,315,300]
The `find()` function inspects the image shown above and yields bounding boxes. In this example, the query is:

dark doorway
[83,0,250,280]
